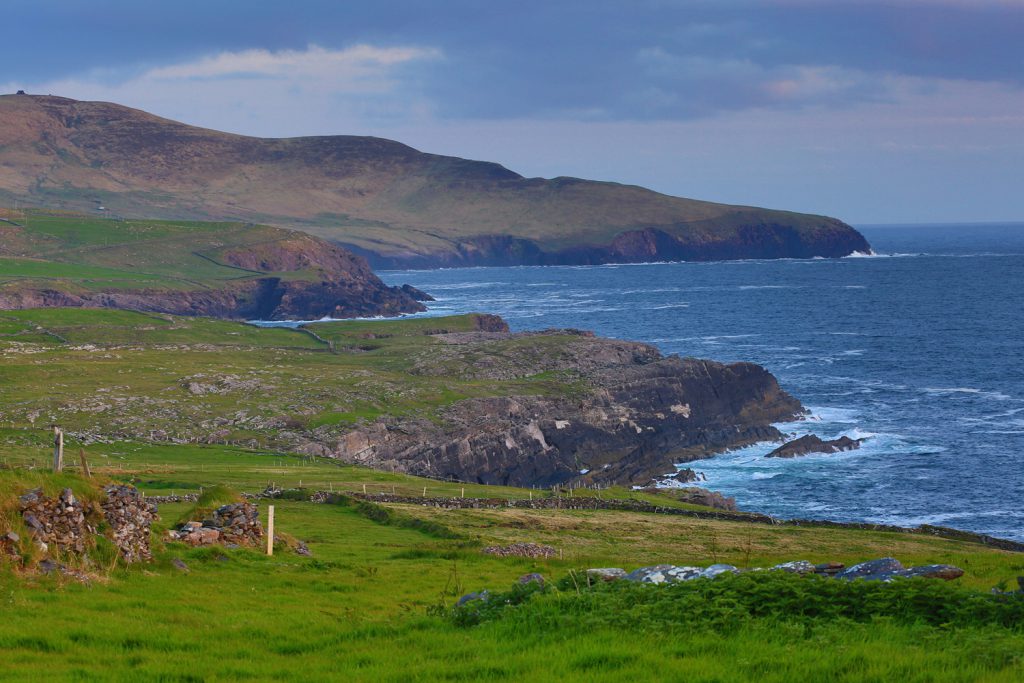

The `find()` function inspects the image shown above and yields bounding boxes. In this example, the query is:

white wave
[649,303,690,310]
[803,406,861,423]
[752,472,781,480]
[923,387,1013,401]
[737,285,799,290]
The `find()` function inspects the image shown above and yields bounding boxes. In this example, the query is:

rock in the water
[667,468,706,484]
[766,434,863,459]
[772,560,817,574]
[586,568,626,582]
[836,557,904,581]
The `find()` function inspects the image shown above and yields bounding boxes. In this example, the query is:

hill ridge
[0,93,871,267]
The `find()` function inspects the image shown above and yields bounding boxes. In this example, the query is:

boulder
[766,434,863,459]
[456,591,490,607]
[773,560,816,574]
[893,565,964,581]
[700,564,739,578]
[814,561,845,576]
[624,565,703,584]
[586,568,626,582]
[836,558,904,581]
[517,573,545,586]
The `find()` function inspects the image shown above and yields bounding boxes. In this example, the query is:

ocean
[376,223,1024,541]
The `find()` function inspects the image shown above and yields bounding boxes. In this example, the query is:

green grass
[0,210,372,299]
[0,310,579,453]
[0,307,1021,680]
[0,483,1020,681]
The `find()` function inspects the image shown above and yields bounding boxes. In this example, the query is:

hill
[0,94,871,268]
[0,209,427,319]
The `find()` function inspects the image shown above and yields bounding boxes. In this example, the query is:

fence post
[52,426,64,472]
[78,448,91,478]
[266,505,275,556]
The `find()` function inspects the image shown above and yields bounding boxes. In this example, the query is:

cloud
[148,44,440,82]
[3,44,443,136]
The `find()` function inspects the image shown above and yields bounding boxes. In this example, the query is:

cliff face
[293,331,803,486]
[0,94,871,268]
[0,216,427,320]
[0,277,425,320]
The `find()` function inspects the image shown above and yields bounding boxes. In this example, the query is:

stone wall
[19,488,93,555]
[10,484,158,569]
[102,485,158,563]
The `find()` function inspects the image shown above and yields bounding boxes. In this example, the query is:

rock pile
[581,557,964,585]
[169,502,263,547]
[18,488,93,554]
[482,542,557,558]
[102,485,158,563]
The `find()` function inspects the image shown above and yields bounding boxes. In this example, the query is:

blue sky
[4,0,1023,223]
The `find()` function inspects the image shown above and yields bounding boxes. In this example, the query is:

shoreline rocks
[766,434,863,458]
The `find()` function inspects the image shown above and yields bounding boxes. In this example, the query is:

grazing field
[0,446,1022,681]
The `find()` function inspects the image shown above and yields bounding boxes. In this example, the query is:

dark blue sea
[376,224,1024,541]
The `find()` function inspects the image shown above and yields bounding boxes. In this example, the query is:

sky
[3,0,1023,224]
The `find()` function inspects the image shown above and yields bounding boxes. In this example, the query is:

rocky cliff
[293,329,803,486]
[0,94,871,268]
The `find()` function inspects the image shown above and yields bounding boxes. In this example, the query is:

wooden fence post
[52,426,64,473]
[266,505,275,556]
[78,448,91,478]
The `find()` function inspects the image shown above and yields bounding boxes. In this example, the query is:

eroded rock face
[766,434,863,459]
[311,332,803,487]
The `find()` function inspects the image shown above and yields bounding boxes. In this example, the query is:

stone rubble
[167,502,263,547]
[482,542,557,559]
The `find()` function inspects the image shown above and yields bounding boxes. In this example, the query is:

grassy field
[0,447,1022,681]
[0,309,585,450]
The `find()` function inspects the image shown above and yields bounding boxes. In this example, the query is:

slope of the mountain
[0,211,427,320]
[0,94,871,267]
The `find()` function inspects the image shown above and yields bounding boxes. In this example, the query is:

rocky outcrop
[766,434,863,458]
[304,331,803,487]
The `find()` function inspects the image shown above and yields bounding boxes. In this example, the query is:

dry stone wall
[102,485,158,563]
[9,484,158,569]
